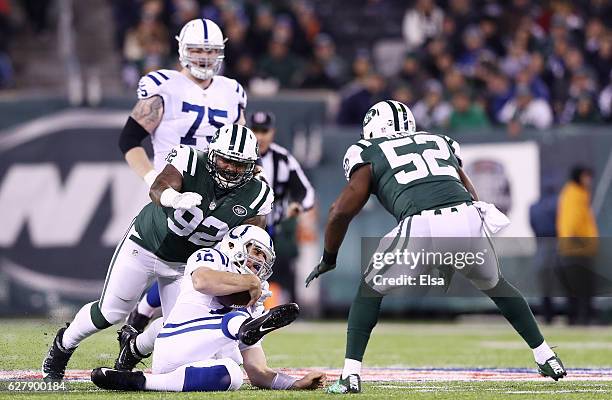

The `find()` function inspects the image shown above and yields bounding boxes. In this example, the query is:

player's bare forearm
[149,164,183,205]
[324,165,372,253]
[191,268,260,296]
[131,96,164,133]
[242,347,277,388]
[458,167,479,201]
[244,215,266,228]
[324,207,353,253]
[243,347,326,390]
[125,147,155,179]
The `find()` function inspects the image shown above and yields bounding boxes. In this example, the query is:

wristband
[159,187,180,207]
[322,249,338,265]
[271,372,299,390]
[143,170,158,187]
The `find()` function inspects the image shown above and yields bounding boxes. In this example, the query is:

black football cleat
[537,354,567,381]
[91,367,146,391]
[238,303,299,346]
[114,325,149,371]
[126,310,151,333]
[42,324,76,381]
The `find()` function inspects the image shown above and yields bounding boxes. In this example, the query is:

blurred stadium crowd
[1,0,611,133]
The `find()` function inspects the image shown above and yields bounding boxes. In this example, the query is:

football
[216,290,251,308]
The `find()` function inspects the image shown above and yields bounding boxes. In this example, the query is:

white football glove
[160,188,202,210]
[255,281,272,308]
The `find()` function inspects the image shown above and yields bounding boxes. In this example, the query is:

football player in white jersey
[91,226,326,392]
[119,18,247,180]
[119,18,248,330]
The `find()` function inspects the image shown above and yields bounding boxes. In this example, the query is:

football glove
[305,260,336,287]
[255,281,273,308]
[160,188,202,210]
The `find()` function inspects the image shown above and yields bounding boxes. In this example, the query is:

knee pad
[183,358,243,392]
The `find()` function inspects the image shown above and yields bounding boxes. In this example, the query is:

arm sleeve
[286,154,315,210]
[137,73,163,100]
[255,181,275,216]
[442,135,463,167]
[236,81,247,109]
[343,144,369,181]
[118,117,149,154]
[185,248,229,276]
[165,145,197,177]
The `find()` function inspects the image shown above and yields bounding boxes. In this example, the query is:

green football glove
[305,260,336,287]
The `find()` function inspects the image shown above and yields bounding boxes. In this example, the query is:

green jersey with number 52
[132,145,273,263]
[343,132,472,221]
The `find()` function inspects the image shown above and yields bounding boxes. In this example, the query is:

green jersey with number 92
[132,145,274,263]
[343,132,471,221]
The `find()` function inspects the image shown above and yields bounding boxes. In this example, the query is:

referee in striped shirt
[250,111,315,299]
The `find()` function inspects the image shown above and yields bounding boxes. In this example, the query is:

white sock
[145,368,184,391]
[227,315,248,338]
[533,340,555,364]
[341,358,362,379]
[135,318,163,356]
[62,302,101,349]
[137,295,158,318]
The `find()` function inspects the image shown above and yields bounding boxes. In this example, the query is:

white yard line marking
[3,368,612,383]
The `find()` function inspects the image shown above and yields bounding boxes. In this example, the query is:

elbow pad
[119,117,149,154]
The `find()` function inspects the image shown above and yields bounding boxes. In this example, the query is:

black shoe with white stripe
[114,325,149,371]
[42,324,76,381]
[238,303,299,346]
[537,354,567,381]
[91,368,145,391]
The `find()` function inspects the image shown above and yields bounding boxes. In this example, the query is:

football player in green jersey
[305,100,566,393]
[43,124,274,381]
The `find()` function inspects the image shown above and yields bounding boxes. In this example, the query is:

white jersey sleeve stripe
[256,185,274,216]
[189,147,197,176]
[249,180,268,209]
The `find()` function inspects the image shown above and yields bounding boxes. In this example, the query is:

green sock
[345,283,383,361]
[484,278,544,348]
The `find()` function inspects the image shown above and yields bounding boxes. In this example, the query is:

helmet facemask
[207,150,256,190]
[179,43,225,80]
[230,240,275,282]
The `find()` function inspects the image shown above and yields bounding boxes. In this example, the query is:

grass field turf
[2,318,612,399]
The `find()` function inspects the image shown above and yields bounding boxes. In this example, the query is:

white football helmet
[207,124,259,189]
[362,100,416,139]
[176,19,226,80]
[219,225,275,281]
